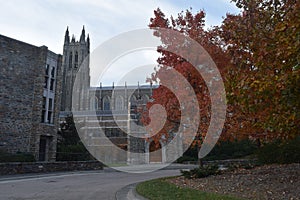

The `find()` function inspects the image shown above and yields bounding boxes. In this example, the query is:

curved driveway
[0,167,184,200]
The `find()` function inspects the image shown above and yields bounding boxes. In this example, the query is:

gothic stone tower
[61,26,90,111]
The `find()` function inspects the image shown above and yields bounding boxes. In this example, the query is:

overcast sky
[0,0,240,86]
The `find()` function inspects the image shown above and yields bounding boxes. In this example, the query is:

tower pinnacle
[64,26,70,44]
[80,25,86,43]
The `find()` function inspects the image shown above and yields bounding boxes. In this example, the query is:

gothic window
[130,95,137,106]
[69,52,73,68]
[81,50,84,61]
[75,51,78,68]
[115,96,124,110]
[90,96,98,110]
[142,94,149,104]
[103,96,111,110]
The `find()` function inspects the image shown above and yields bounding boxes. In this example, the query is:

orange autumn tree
[142,8,232,163]
[221,0,300,142]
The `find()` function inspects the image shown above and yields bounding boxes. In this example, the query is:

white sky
[0,0,240,86]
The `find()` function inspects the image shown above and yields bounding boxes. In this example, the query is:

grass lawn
[136,177,244,200]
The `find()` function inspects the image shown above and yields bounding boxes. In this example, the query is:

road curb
[115,183,148,200]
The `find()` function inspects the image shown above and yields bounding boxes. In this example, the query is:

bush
[56,143,94,161]
[256,136,300,164]
[181,164,220,179]
[0,150,36,162]
[176,155,197,163]
[204,139,258,161]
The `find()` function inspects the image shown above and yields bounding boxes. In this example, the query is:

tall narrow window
[50,79,55,91]
[41,110,46,123]
[42,97,46,109]
[90,97,99,110]
[47,111,52,124]
[44,77,48,89]
[115,96,124,110]
[103,96,110,111]
[51,67,55,77]
[48,98,53,111]
[45,64,49,75]
[69,52,73,68]
[75,51,78,68]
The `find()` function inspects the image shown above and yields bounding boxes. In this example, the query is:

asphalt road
[0,168,182,200]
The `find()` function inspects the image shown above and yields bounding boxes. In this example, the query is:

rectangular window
[48,98,53,111]
[45,64,49,76]
[41,110,46,123]
[51,67,55,78]
[44,77,48,89]
[47,111,52,124]
[50,79,55,91]
[42,97,46,109]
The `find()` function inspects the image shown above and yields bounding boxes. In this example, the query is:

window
[142,95,149,104]
[42,97,46,109]
[75,51,78,68]
[45,64,49,75]
[115,96,124,110]
[47,111,52,124]
[41,110,46,123]
[44,77,48,89]
[43,60,57,124]
[90,97,98,110]
[51,67,55,77]
[50,79,55,91]
[130,95,137,106]
[69,52,73,68]
[48,98,53,111]
[103,96,110,110]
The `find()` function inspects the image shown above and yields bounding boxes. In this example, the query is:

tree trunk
[198,157,203,167]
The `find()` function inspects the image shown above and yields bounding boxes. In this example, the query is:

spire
[64,26,70,44]
[71,34,75,43]
[80,25,86,43]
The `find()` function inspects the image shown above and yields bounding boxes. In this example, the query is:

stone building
[61,26,90,112]
[60,27,183,165]
[0,34,62,161]
[0,26,183,164]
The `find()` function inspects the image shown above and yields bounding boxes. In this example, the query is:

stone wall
[0,161,103,175]
[0,34,62,161]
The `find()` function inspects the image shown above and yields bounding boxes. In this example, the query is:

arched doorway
[149,141,162,163]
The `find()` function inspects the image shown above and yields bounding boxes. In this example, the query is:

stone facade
[61,26,90,112]
[60,27,184,165]
[0,26,183,164]
[0,34,62,161]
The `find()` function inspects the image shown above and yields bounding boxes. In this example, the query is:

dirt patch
[168,163,300,200]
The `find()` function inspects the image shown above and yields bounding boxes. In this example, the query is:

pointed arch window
[90,96,99,110]
[142,95,149,104]
[103,96,111,111]
[69,52,73,68]
[115,96,124,110]
[75,51,78,68]
[130,95,137,106]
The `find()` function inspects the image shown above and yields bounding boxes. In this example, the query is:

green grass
[136,178,244,200]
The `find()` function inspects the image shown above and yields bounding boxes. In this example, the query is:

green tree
[57,115,93,161]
